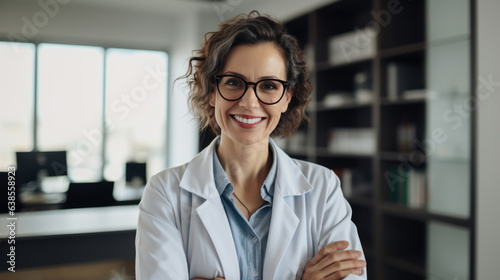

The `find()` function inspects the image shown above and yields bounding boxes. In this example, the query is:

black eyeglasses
[213,75,289,105]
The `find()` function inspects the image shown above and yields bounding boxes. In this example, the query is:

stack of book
[328,128,375,155]
[328,28,376,65]
[385,167,426,209]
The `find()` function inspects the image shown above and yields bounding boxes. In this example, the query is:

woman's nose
[238,85,260,109]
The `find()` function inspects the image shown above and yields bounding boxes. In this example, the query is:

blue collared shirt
[213,143,277,280]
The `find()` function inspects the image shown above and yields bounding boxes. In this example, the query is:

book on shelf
[322,91,354,108]
[397,117,417,153]
[328,27,376,65]
[328,128,375,155]
[386,167,426,209]
[402,89,427,100]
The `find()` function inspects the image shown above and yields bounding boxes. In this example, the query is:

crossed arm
[193,240,366,280]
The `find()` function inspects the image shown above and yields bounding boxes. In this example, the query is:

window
[0,41,168,185]
[0,42,35,169]
[37,44,104,181]
[104,48,168,184]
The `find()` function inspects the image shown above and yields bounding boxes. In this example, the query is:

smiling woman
[135,11,367,280]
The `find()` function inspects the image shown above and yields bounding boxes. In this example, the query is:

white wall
[0,0,219,168]
[476,0,500,279]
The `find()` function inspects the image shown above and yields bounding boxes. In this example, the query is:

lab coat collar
[179,136,313,279]
[178,138,218,199]
[179,136,313,199]
[271,138,313,196]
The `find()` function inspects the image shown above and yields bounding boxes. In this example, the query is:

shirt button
[252,237,258,243]
[253,270,259,277]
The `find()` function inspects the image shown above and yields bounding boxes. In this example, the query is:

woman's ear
[209,91,216,107]
[281,90,293,113]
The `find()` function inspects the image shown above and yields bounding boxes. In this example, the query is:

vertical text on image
[6,165,17,272]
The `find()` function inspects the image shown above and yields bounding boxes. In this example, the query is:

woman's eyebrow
[222,71,282,80]
[222,71,246,78]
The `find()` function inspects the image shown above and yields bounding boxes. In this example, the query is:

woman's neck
[216,135,272,192]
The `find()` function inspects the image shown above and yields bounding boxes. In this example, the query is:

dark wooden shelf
[384,255,426,277]
[380,97,426,106]
[279,1,474,279]
[316,148,374,159]
[380,203,471,227]
[315,102,372,112]
[379,42,426,58]
[315,58,373,72]
[379,151,426,162]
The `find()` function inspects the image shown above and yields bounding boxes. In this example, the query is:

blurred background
[0,0,499,279]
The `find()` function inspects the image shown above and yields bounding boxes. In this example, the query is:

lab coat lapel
[196,196,240,279]
[263,140,313,279]
[180,138,239,279]
[263,190,299,280]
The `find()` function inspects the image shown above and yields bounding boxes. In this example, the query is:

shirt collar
[212,139,277,199]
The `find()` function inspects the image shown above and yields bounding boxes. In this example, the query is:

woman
[136,11,367,280]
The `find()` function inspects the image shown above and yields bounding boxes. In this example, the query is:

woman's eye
[260,82,278,90]
[225,78,243,86]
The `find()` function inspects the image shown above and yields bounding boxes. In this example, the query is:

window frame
[0,38,170,181]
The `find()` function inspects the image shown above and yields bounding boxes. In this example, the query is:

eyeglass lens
[217,76,285,104]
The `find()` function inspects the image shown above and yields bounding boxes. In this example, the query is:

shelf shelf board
[380,151,426,163]
[384,255,426,277]
[314,58,373,72]
[314,102,373,112]
[380,97,426,106]
[316,148,374,159]
[380,41,426,58]
[380,203,471,227]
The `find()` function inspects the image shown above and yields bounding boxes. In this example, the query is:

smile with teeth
[233,115,263,124]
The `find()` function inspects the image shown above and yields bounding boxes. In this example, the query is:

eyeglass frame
[213,74,290,105]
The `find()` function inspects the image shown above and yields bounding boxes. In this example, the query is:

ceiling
[65,0,218,15]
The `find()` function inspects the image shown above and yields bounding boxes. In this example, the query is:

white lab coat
[136,137,366,280]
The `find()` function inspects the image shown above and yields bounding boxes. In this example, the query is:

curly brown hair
[180,10,312,137]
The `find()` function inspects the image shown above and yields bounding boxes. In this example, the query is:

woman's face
[210,42,292,146]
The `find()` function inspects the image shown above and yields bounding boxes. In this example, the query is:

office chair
[63,181,115,209]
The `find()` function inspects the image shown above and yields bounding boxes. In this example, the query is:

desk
[0,205,138,270]
[19,184,144,211]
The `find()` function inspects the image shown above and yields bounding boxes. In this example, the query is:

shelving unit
[198,0,475,279]
[283,0,474,279]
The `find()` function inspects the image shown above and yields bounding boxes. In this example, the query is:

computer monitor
[125,162,146,187]
[16,151,68,190]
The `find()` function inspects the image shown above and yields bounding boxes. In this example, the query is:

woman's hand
[303,241,366,280]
